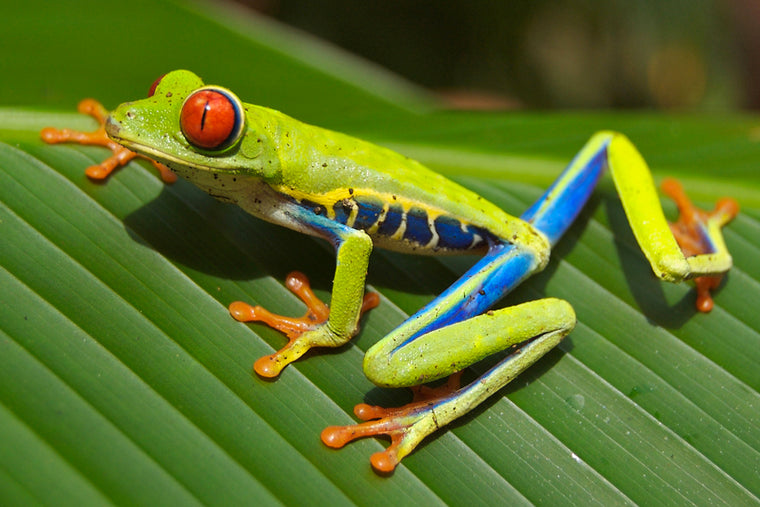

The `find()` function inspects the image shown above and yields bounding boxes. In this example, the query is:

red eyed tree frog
[41,70,739,473]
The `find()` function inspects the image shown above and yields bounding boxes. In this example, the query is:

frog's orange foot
[321,371,463,473]
[40,99,176,183]
[230,271,379,377]
[661,178,739,312]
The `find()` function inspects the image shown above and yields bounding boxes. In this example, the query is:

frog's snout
[104,115,121,139]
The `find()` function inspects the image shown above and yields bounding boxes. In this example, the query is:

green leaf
[1,1,759,504]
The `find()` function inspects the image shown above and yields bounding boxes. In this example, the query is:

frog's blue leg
[360,133,617,388]
[323,131,738,473]
[526,131,737,306]
[522,132,610,246]
[323,135,615,472]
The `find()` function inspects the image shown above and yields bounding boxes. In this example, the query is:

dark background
[242,0,760,110]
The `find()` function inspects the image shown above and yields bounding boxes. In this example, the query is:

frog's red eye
[180,86,244,151]
[148,74,165,97]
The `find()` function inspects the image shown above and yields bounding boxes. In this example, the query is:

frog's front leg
[230,209,379,377]
[41,99,177,183]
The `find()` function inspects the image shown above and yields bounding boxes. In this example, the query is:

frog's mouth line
[105,117,223,174]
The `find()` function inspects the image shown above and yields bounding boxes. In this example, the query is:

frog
[41,70,739,473]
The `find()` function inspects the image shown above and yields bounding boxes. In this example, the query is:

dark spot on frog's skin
[213,174,219,180]
[322,163,327,168]
[257,138,262,143]
[348,188,354,195]
[166,91,173,98]
[392,195,397,200]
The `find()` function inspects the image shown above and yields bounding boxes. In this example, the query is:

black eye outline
[179,86,245,152]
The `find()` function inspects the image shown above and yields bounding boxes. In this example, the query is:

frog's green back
[260,105,531,252]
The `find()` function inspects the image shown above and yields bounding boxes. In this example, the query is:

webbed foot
[662,178,739,312]
[321,372,464,473]
[230,272,379,377]
[41,99,176,183]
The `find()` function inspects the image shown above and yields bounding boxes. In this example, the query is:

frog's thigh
[364,298,576,388]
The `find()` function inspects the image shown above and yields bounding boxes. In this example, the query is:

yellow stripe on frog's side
[278,186,439,218]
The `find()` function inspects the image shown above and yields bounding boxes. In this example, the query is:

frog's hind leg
[323,297,575,473]
[321,231,575,473]
[319,140,610,472]
[322,131,739,473]
[523,131,738,311]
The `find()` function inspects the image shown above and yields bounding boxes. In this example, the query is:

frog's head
[106,70,278,183]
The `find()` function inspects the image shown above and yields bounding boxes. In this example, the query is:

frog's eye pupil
[148,74,165,97]
[180,87,244,151]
